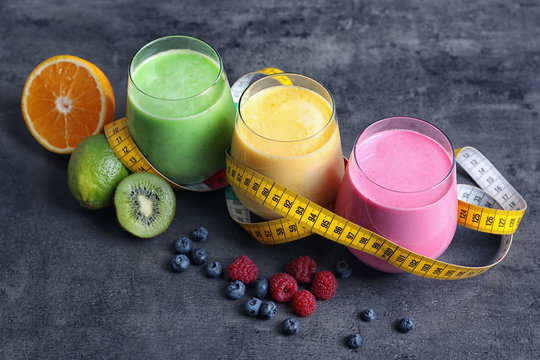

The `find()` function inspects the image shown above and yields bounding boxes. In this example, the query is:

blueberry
[226,280,246,300]
[191,226,209,242]
[174,237,193,255]
[190,248,208,265]
[205,261,223,278]
[170,254,190,273]
[335,260,352,279]
[243,297,263,317]
[252,278,268,299]
[397,317,414,333]
[282,317,300,335]
[360,308,376,322]
[346,333,363,349]
[259,300,277,320]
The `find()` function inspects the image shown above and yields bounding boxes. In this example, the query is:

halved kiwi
[114,172,176,238]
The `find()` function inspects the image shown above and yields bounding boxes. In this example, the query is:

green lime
[67,134,130,210]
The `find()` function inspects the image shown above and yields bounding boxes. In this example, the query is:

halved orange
[21,55,115,154]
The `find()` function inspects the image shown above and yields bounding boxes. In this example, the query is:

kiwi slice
[114,172,176,238]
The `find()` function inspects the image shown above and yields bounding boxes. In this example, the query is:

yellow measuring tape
[101,65,527,279]
[224,146,527,280]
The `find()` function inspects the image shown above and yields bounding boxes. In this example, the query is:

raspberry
[226,255,259,284]
[310,270,337,300]
[291,290,316,317]
[269,273,298,303]
[286,256,317,283]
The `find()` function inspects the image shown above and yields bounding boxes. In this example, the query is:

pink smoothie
[334,128,457,273]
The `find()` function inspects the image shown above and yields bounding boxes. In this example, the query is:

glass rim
[352,116,456,195]
[128,35,224,101]
[237,72,336,143]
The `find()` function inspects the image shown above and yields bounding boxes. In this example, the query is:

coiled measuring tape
[224,147,527,280]
[103,68,289,192]
[224,69,527,279]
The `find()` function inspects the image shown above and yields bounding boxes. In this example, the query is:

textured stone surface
[1,0,539,359]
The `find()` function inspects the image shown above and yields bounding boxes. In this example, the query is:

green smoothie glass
[126,35,236,185]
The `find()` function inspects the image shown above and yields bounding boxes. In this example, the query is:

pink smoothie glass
[334,117,457,273]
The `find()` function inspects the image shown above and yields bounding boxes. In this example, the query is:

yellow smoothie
[231,84,344,219]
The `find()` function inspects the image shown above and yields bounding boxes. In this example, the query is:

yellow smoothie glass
[230,73,344,220]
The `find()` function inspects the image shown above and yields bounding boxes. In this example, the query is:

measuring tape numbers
[224,146,527,280]
[104,117,228,191]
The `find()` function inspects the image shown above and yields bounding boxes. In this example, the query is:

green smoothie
[127,47,235,185]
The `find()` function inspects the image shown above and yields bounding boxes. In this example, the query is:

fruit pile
[226,255,339,319]
[67,134,176,237]
[167,231,415,348]
[168,236,335,335]
[21,55,177,238]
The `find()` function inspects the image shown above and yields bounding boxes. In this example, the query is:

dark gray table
[1,1,539,359]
